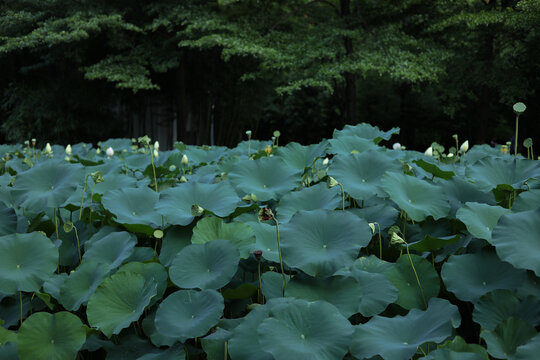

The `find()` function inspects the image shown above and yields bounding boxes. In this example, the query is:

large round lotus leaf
[442,176,496,217]
[351,298,460,360]
[102,187,161,228]
[383,254,440,310]
[17,311,86,360]
[276,183,341,223]
[329,151,402,200]
[473,290,540,331]
[281,209,371,277]
[261,271,290,300]
[183,145,227,165]
[87,271,157,337]
[381,172,450,222]
[285,275,363,318]
[169,240,239,290]
[333,123,400,144]
[0,232,58,295]
[82,231,137,270]
[0,202,17,237]
[0,342,17,359]
[327,136,379,155]
[155,181,240,226]
[258,298,353,360]
[228,157,302,201]
[347,201,400,231]
[247,221,280,263]
[492,209,540,276]
[155,290,224,342]
[480,317,537,360]
[466,157,540,191]
[158,226,191,267]
[142,308,177,347]
[345,254,394,274]
[275,141,327,171]
[348,268,398,316]
[191,216,255,259]
[441,252,526,302]
[456,202,511,242]
[11,161,84,213]
[117,262,168,305]
[42,273,67,303]
[512,189,540,212]
[59,260,110,311]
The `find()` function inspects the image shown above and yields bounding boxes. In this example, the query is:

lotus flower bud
[392,142,402,150]
[368,223,376,234]
[153,149,159,158]
[322,157,329,165]
[191,204,205,216]
[447,153,454,158]
[106,147,114,158]
[31,138,36,146]
[65,144,72,156]
[328,177,339,188]
[154,141,159,151]
[96,148,101,154]
[460,140,469,153]
[44,143,52,154]
[424,147,433,156]
[181,154,189,165]
[253,250,263,261]
[246,130,252,138]
[179,176,187,183]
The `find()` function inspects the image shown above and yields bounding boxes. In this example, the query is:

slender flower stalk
[259,208,286,297]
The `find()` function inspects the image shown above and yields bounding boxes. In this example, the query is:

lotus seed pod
[106,147,114,158]
[246,130,252,137]
[513,102,526,115]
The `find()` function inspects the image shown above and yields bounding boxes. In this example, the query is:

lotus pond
[1,124,540,360]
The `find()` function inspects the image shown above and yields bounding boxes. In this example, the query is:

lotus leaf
[480,317,537,359]
[169,240,239,290]
[154,289,224,342]
[347,201,399,231]
[158,226,191,267]
[117,262,168,306]
[87,271,157,337]
[155,181,240,225]
[512,189,540,212]
[0,202,17,237]
[281,209,371,277]
[142,308,177,347]
[491,209,540,276]
[333,123,400,144]
[228,157,302,201]
[275,141,327,170]
[82,231,137,270]
[441,252,526,302]
[466,157,540,191]
[327,136,379,155]
[442,176,496,217]
[192,216,255,258]
[0,232,58,295]
[17,311,86,360]
[247,221,280,263]
[59,260,109,311]
[276,183,341,223]
[456,202,511,242]
[381,172,450,221]
[350,298,460,360]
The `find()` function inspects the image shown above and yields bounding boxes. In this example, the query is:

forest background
[0,0,539,152]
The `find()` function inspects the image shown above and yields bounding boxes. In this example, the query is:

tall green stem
[338,183,345,210]
[79,175,89,220]
[405,245,427,309]
[274,219,286,297]
[54,208,59,240]
[515,114,519,159]
[150,150,158,192]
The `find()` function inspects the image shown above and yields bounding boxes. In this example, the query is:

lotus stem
[274,218,286,297]
[88,182,96,236]
[54,208,59,240]
[515,114,519,159]
[224,341,228,360]
[405,244,427,309]
[150,149,158,192]
[73,225,81,263]
[79,174,89,220]
[257,260,264,304]
[375,222,382,260]
[19,291,23,325]
[338,183,345,210]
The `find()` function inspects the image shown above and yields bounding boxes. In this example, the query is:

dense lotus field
[1,123,540,360]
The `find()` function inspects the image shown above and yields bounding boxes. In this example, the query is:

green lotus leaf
[383,254,440,310]
[87,271,157,337]
[333,123,400,144]
[142,308,177,347]
[101,333,154,360]
[381,172,450,222]
[0,343,17,360]
[441,252,526,302]
[247,221,280,263]
[347,201,400,231]
[327,136,379,155]
[276,183,341,223]
[59,260,110,311]
[348,268,398,317]
[492,209,540,276]
[117,262,168,305]
[466,157,540,191]
[154,289,224,342]
[513,333,540,360]
[350,298,460,360]
[0,202,17,237]
[228,157,302,201]
[192,216,255,259]
[275,141,327,170]
[102,187,161,232]
[281,209,372,277]
[82,231,137,270]
[136,344,186,360]
[341,254,394,274]
[169,240,240,290]
[184,145,227,165]
[258,298,353,360]
[0,322,16,346]
[442,176,496,217]
[419,349,486,360]
[42,273,67,302]
[516,272,540,300]
[436,335,489,358]
[456,202,511,242]
[261,271,291,300]
[158,226,191,267]
[480,317,536,359]
[414,159,455,180]
[11,161,84,213]
[0,232,58,295]
[473,290,540,331]
[512,189,540,212]
[57,220,89,267]
[201,328,232,360]
[329,151,402,200]
[155,181,240,226]
[408,234,461,252]
[17,311,86,360]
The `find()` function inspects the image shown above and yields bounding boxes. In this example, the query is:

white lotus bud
[96,148,101,155]
[328,177,339,188]
[447,153,454,158]
[153,149,159,158]
[44,143,52,154]
[460,140,469,153]
[424,147,433,156]
[181,154,189,166]
[106,147,114,158]
[65,144,72,156]
[368,223,376,234]
[322,157,329,165]
[392,142,402,150]
[154,141,159,151]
